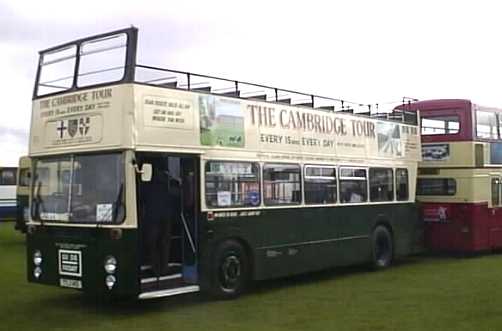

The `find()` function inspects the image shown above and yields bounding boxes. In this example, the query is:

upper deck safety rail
[33,27,418,126]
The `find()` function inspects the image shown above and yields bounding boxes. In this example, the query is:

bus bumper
[26,225,140,300]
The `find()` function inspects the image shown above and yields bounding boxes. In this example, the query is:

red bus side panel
[422,202,502,252]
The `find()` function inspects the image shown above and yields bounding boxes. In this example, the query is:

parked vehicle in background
[401,99,502,253]
[0,166,17,222]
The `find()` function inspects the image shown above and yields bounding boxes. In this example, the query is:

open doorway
[136,153,199,293]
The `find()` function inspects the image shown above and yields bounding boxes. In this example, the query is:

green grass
[2,222,502,331]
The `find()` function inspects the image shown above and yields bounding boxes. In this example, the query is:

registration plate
[59,278,82,289]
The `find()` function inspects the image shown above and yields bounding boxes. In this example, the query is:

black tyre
[371,225,393,269]
[209,240,250,299]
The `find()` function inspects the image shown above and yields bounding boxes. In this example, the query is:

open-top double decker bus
[26,28,422,300]
[402,99,502,252]
[0,166,17,221]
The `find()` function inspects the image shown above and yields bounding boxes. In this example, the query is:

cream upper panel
[133,85,421,162]
[30,83,421,161]
[29,85,135,156]
[420,141,477,167]
[417,168,502,203]
[420,141,502,168]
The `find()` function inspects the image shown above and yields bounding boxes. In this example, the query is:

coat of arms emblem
[68,119,78,138]
[79,117,90,136]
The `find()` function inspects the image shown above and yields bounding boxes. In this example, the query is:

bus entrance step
[140,273,190,292]
[139,285,200,300]
[140,263,182,278]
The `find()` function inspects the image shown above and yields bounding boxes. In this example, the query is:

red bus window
[476,111,498,139]
[421,116,459,135]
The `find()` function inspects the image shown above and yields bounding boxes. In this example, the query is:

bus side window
[0,168,16,186]
[396,168,409,201]
[263,164,301,205]
[417,178,456,196]
[205,161,260,208]
[339,167,367,203]
[369,168,393,202]
[304,166,337,204]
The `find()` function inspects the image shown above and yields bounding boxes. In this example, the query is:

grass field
[2,222,502,331]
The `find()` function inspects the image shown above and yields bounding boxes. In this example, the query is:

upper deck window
[37,45,77,96]
[421,116,460,135]
[77,33,127,87]
[476,111,498,139]
[35,29,133,97]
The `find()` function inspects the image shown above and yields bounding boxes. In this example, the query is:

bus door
[180,157,198,283]
[490,176,502,248]
[138,154,199,294]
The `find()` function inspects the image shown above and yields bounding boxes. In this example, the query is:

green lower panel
[204,203,422,280]
[27,226,139,299]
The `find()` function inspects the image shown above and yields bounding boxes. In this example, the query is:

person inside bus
[142,159,181,276]
[341,182,364,203]
[349,189,364,203]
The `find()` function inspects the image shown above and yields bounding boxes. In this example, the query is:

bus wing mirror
[141,164,152,182]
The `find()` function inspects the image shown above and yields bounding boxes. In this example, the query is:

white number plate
[59,278,82,289]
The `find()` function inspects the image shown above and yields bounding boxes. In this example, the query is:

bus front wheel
[209,240,250,299]
[371,225,393,269]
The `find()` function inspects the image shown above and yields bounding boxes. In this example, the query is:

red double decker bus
[402,99,502,252]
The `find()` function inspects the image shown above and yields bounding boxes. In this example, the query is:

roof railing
[134,64,418,125]
[34,27,417,126]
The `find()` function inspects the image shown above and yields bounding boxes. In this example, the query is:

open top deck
[33,27,417,123]
[30,27,420,163]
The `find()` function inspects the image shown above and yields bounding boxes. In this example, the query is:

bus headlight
[104,256,117,274]
[105,275,116,290]
[34,266,42,279]
[33,250,42,266]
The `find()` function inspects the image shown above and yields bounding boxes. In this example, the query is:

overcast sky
[1,0,502,166]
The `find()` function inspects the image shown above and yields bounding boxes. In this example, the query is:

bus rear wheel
[209,240,250,299]
[371,225,393,269]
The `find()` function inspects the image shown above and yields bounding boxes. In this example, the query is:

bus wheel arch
[207,237,253,299]
[370,222,394,269]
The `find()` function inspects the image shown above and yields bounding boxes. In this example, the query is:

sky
[1,0,502,166]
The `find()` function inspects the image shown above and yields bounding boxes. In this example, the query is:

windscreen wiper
[113,183,124,222]
[31,181,44,227]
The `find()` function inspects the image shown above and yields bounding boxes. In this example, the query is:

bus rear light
[207,212,214,221]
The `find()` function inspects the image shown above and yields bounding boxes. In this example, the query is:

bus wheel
[371,225,393,269]
[210,240,249,299]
